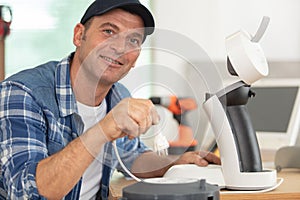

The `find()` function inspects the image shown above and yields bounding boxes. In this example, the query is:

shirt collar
[55,53,77,117]
[55,53,124,117]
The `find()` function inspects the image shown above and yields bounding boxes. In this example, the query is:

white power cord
[220,178,284,194]
[113,140,282,194]
[112,140,142,182]
[112,131,169,182]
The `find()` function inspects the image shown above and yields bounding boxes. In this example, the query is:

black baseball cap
[80,0,155,38]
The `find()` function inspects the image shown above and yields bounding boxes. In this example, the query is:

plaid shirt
[0,53,149,199]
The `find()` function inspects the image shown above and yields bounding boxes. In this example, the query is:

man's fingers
[199,151,221,165]
[175,151,221,167]
[193,151,221,166]
[150,105,160,125]
[127,99,160,132]
[196,158,209,166]
[108,98,160,140]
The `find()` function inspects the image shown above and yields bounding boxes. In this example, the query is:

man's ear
[73,23,85,47]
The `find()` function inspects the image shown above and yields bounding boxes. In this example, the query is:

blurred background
[0,0,299,154]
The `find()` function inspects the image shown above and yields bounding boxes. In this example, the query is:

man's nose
[109,35,126,54]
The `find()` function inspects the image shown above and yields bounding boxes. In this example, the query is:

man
[0,0,221,199]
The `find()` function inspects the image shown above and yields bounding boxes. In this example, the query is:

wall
[150,0,300,150]
[1,0,94,76]
[153,0,300,62]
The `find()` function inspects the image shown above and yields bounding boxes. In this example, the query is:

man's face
[74,9,145,85]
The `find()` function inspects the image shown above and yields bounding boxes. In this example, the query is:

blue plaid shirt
[0,53,149,199]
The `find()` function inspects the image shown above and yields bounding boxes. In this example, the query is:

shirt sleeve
[0,82,48,199]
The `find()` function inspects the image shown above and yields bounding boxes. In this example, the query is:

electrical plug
[154,133,169,156]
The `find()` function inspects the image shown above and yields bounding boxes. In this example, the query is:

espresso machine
[202,16,277,190]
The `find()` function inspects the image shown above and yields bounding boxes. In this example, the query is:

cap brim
[80,1,155,36]
[120,4,155,36]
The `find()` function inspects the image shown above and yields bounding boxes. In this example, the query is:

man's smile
[99,55,123,66]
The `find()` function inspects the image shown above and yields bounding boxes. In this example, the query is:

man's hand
[175,151,221,166]
[99,98,160,141]
[131,151,221,178]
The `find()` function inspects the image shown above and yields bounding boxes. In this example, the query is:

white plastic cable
[220,178,284,194]
[112,133,169,182]
[112,140,142,182]
[113,139,283,195]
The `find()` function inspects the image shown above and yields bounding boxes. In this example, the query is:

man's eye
[103,29,114,35]
[129,38,141,46]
